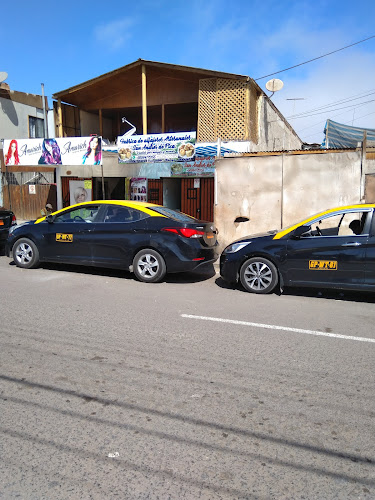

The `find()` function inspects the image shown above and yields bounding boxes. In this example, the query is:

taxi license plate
[56,233,73,242]
[309,260,337,270]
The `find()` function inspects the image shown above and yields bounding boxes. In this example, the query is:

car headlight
[223,241,250,253]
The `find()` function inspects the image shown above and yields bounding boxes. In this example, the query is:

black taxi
[6,200,218,283]
[220,204,375,294]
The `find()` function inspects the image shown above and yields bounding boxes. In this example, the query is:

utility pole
[41,83,49,138]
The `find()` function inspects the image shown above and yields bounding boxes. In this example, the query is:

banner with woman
[3,137,102,166]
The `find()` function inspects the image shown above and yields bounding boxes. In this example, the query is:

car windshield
[281,210,327,233]
[149,206,197,222]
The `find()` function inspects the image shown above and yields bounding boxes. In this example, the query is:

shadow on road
[215,276,375,303]
[5,258,216,285]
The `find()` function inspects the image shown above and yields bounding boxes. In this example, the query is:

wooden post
[161,103,165,133]
[57,99,63,137]
[99,109,103,137]
[142,64,147,135]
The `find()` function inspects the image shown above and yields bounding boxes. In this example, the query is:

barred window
[29,116,44,138]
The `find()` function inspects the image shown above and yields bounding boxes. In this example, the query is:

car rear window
[149,207,197,222]
[103,206,149,223]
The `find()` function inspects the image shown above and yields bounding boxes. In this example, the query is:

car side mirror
[292,225,310,238]
[46,214,55,224]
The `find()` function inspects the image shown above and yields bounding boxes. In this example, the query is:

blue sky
[3,0,375,144]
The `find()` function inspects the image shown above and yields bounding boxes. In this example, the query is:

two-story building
[0,82,56,217]
[52,59,302,221]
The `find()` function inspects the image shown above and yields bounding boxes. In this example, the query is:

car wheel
[133,249,166,283]
[12,238,40,269]
[240,257,278,294]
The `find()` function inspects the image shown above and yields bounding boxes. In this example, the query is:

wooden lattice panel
[198,78,251,142]
[217,79,248,141]
[198,79,217,142]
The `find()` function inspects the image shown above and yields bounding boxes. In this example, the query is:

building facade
[0,82,56,217]
[52,59,302,220]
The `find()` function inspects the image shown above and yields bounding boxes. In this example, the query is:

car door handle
[342,242,362,247]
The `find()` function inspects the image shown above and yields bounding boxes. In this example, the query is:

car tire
[133,249,166,283]
[240,257,278,294]
[12,238,40,269]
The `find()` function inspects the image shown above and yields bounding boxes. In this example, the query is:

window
[29,116,44,138]
[103,205,149,223]
[54,206,100,223]
[150,206,196,222]
[307,211,370,237]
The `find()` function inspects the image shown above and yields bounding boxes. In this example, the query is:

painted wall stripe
[181,314,375,343]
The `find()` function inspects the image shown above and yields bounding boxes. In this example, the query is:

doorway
[162,178,181,210]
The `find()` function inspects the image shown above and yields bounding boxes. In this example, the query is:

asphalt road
[0,252,375,499]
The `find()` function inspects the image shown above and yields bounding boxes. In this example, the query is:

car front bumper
[220,253,241,283]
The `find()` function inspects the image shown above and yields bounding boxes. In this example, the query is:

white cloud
[94,18,135,51]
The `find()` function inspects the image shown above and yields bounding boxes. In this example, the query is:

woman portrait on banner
[82,136,101,165]
[5,140,20,166]
[74,186,88,204]
[38,139,62,165]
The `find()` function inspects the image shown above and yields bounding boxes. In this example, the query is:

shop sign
[117,132,196,163]
[170,157,215,177]
[3,137,102,166]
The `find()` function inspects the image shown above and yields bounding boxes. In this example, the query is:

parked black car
[0,208,16,246]
[220,204,375,294]
[6,200,218,283]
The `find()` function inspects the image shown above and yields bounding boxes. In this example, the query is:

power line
[255,35,375,81]
[298,110,375,141]
[286,90,375,119]
[287,99,375,120]
[298,109,375,134]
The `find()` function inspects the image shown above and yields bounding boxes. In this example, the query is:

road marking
[181,314,375,344]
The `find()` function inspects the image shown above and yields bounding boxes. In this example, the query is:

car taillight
[11,215,17,225]
[161,227,205,238]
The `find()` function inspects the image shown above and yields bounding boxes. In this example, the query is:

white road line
[181,314,375,344]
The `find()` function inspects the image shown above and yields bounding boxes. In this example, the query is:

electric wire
[299,110,375,141]
[286,91,375,119]
[287,99,375,120]
[255,34,375,80]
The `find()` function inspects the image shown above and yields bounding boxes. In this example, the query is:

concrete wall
[215,151,363,250]
[255,96,303,152]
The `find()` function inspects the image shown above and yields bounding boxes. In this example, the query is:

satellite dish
[266,78,284,92]
[0,72,8,83]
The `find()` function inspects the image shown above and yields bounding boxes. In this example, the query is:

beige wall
[256,96,303,152]
[215,151,363,250]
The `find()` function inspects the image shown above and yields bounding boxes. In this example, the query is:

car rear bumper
[0,228,10,243]
[166,246,219,273]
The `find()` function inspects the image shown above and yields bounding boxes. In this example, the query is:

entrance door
[181,178,214,221]
[148,179,163,205]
